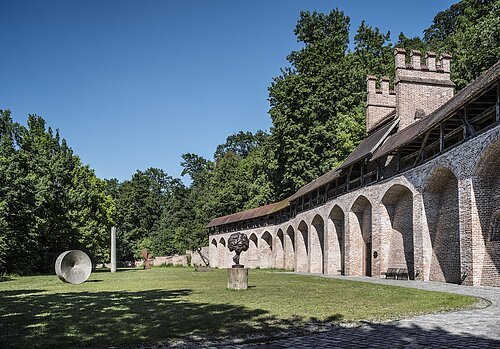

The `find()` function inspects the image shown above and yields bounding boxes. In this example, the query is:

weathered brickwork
[381,184,414,278]
[366,75,395,132]
[208,53,500,287]
[395,49,454,130]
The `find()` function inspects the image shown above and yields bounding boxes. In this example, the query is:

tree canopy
[0,111,114,274]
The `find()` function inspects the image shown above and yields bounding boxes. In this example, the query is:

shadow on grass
[2,286,498,349]
[0,288,340,349]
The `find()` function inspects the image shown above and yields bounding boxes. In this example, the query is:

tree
[0,111,115,274]
[424,0,500,89]
[214,130,268,160]
[113,168,179,259]
[268,10,389,198]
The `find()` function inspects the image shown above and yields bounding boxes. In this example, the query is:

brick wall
[327,205,344,275]
[366,75,396,132]
[208,125,500,287]
[275,229,285,269]
[296,221,309,272]
[381,184,414,278]
[284,226,295,270]
[395,49,454,130]
[424,168,461,284]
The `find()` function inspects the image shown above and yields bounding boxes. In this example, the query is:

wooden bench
[382,268,399,279]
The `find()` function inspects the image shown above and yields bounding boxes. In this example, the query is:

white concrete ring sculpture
[55,250,92,284]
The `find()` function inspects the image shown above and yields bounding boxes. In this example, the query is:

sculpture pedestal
[227,267,248,290]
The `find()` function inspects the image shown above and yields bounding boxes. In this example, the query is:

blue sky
[0,0,455,182]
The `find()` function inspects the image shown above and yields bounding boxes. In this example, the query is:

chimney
[394,48,455,130]
[366,75,396,132]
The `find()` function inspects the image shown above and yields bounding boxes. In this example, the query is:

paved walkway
[218,275,500,349]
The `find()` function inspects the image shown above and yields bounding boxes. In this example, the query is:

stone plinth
[227,268,248,290]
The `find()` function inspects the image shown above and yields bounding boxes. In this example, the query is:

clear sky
[0,0,455,182]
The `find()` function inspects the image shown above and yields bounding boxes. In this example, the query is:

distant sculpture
[228,232,249,268]
[141,249,153,269]
[55,250,92,284]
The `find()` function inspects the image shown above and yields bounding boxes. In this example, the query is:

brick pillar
[323,215,332,274]
[458,176,484,286]
[371,203,382,278]
[412,193,426,281]
[344,211,354,276]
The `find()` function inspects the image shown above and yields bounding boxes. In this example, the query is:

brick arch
[471,136,500,286]
[473,133,500,177]
[275,229,285,269]
[381,184,415,279]
[218,237,227,268]
[420,160,461,190]
[285,226,296,270]
[379,178,418,200]
[260,231,274,269]
[310,214,325,274]
[423,167,461,284]
[328,205,345,275]
[349,195,373,276]
[245,233,259,268]
[296,220,309,273]
[209,238,218,268]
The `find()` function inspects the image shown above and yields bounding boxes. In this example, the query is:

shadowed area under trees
[0,268,481,348]
[1,0,498,273]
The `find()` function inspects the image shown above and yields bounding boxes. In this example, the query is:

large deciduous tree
[0,111,115,274]
[424,0,500,89]
[268,10,394,198]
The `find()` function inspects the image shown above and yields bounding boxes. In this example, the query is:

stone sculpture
[55,250,92,284]
[228,232,249,268]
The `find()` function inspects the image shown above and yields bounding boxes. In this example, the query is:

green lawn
[0,267,476,348]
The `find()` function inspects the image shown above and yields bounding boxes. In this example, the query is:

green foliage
[0,111,114,274]
[395,33,428,54]
[424,0,500,89]
[214,130,267,160]
[268,10,391,197]
[134,237,154,259]
[112,168,186,259]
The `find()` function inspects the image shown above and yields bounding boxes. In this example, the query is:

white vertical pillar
[111,226,117,273]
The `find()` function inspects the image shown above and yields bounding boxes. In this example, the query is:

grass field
[0,267,476,348]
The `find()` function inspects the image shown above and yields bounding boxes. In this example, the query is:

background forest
[1,0,498,274]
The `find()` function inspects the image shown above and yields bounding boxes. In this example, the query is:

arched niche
[328,205,345,275]
[296,221,309,273]
[350,195,373,276]
[423,167,461,284]
[381,184,415,279]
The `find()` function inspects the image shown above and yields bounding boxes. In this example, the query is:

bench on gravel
[382,268,399,279]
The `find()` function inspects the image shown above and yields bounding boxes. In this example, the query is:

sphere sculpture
[228,232,249,268]
[55,250,92,284]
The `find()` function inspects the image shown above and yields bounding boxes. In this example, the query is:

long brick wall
[209,125,500,287]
